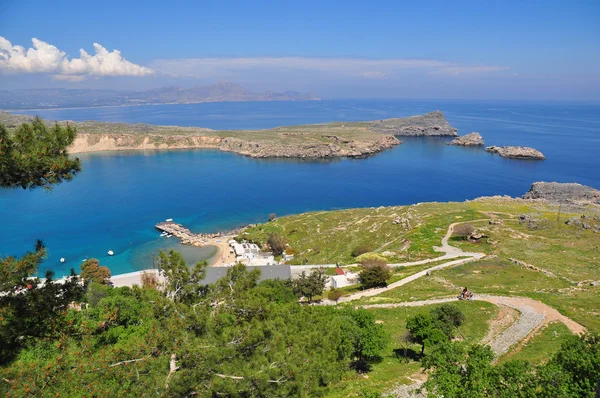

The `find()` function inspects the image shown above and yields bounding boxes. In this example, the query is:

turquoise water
[2,100,599,276]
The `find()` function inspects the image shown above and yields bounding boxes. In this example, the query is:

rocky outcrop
[485,146,545,160]
[218,135,400,159]
[446,132,484,146]
[368,111,458,137]
[522,182,600,204]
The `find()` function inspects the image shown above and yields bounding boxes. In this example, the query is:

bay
[2,99,599,276]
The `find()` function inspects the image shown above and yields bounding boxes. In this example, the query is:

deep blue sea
[2,99,599,276]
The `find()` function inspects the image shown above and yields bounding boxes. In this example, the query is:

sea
[1,99,599,276]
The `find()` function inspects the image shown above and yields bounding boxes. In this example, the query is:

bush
[351,244,372,257]
[452,223,475,240]
[268,213,277,221]
[268,233,287,256]
[359,263,391,289]
[327,288,344,302]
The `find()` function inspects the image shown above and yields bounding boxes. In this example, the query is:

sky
[0,0,599,100]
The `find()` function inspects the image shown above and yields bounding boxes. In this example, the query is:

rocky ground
[446,132,484,146]
[485,145,546,160]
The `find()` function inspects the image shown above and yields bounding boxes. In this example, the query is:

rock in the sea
[485,146,545,160]
[368,110,458,137]
[446,132,484,146]
[522,182,600,204]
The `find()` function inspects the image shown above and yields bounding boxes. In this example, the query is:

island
[446,132,485,146]
[0,110,458,159]
[485,145,545,160]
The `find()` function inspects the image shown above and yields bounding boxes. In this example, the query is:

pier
[155,221,227,246]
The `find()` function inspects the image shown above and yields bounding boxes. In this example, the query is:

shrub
[359,263,391,289]
[452,223,475,240]
[351,244,372,257]
[268,213,277,221]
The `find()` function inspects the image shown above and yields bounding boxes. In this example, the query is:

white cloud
[151,56,508,79]
[0,36,152,80]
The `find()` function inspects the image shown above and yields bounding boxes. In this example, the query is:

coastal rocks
[446,132,484,146]
[522,182,600,204]
[218,135,400,159]
[368,110,458,137]
[485,146,545,160]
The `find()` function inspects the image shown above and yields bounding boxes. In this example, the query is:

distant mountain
[0,82,320,110]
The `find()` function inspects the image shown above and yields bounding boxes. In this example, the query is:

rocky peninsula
[1,110,461,159]
[522,182,600,204]
[485,145,545,160]
[446,132,484,146]
[368,110,458,136]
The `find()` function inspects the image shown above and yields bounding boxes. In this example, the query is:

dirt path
[359,295,586,356]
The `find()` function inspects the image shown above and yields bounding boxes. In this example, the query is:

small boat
[60,257,66,263]
[166,218,173,222]
[160,232,168,237]
[166,234,172,238]
[108,250,114,256]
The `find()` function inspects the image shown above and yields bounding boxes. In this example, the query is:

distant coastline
[2,110,460,159]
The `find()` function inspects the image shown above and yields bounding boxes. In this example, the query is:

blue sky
[1,0,599,99]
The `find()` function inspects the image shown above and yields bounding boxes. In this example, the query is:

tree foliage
[0,117,81,189]
[268,232,287,256]
[157,249,207,303]
[0,241,85,364]
[359,262,391,289]
[405,305,465,355]
[292,268,328,302]
[0,260,390,397]
[80,258,111,285]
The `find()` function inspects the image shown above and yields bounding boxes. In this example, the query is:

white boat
[166,218,173,222]
[108,250,114,256]
[160,232,168,237]
[60,257,66,263]
[166,234,172,238]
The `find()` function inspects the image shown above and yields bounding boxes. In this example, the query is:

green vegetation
[406,304,465,355]
[327,301,497,397]
[359,263,392,289]
[0,117,80,189]
[1,254,390,396]
[422,333,600,398]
